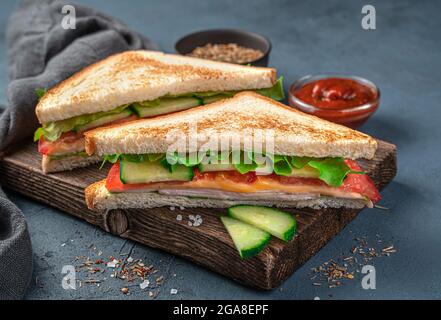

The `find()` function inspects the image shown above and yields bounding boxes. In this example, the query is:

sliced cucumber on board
[228,205,297,242]
[220,216,271,259]
[133,97,201,118]
[120,159,193,184]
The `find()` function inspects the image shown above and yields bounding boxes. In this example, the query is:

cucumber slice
[75,109,132,132]
[228,205,297,242]
[221,216,271,259]
[120,159,193,184]
[286,165,320,178]
[133,97,201,118]
[198,163,236,172]
[201,94,228,104]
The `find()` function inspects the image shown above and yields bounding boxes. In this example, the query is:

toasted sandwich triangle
[85,92,377,159]
[36,50,276,123]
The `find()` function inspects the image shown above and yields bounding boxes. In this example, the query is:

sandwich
[34,50,282,173]
[84,92,381,211]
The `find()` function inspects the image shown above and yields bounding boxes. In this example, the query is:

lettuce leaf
[271,155,292,176]
[255,77,285,101]
[100,154,121,169]
[174,77,285,101]
[290,156,318,169]
[308,158,364,187]
[35,88,47,100]
[34,104,131,142]
[233,151,258,174]
[100,153,165,169]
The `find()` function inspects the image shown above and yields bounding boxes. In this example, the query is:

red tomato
[342,160,382,204]
[105,162,160,192]
[38,132,83,155]
[38,114,138,155]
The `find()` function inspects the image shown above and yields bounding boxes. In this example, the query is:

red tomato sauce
[289,77,379,128]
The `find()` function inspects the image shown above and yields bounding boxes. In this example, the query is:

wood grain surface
[0,140,397,289]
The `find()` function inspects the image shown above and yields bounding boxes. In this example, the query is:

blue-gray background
[1,0,440,299]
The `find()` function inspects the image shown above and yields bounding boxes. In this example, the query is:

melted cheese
[140,175,364,200]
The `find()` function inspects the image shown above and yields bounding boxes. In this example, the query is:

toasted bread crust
[36,50,276,123]
[85,180,106,209]
[85,92,377,159]
[42,154,101,173]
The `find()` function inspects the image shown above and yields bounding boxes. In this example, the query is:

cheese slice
[122,174,365,201]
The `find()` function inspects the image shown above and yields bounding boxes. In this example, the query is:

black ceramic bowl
[175,29,272,67]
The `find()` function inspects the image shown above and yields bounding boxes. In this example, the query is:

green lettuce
[173,77,285,101]
[233,151,258,174]
[34,104,131,142]
[271,155,292,176]
[35,88,47,100]
[255,76,285,100]
[308,158,364,187]
[290,156,317,169]
[100,153,166,169]
[101,150,363,187]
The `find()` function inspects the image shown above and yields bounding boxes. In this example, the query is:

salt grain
[170,288,178,295]
[140,280,150,290]
[107,259,119,268]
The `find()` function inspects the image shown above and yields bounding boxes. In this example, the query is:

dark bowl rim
[174,28,272,64]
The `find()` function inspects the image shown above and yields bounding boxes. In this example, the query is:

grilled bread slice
[85,92,377,160]
[36,51,276,123]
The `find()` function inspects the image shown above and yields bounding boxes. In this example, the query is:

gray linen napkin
[0,0,158,299]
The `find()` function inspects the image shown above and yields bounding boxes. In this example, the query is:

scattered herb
[35,88,47,99]
[309,234,396,289]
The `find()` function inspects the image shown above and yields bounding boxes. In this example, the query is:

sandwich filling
[101,151,381,206]
[34,79,284,161]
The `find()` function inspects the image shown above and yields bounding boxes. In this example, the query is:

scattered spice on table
[70,243,177,299]
[187,43,264,64]
[309,234,397,289]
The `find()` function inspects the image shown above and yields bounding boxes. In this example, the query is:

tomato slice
[342,159,381,204]
[105,162,148,192]
[38,132,84,155]
[38,114,138,155]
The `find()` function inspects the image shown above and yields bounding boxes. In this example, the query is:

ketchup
[289,77,379,129]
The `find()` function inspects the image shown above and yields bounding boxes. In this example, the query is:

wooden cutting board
[0,140,396,289]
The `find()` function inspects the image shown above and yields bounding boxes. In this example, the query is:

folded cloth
[0,0,158,299]
[1,0,158,151]
[0,189,32,300]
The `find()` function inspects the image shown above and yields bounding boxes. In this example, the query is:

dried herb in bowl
[187,43,264,64]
